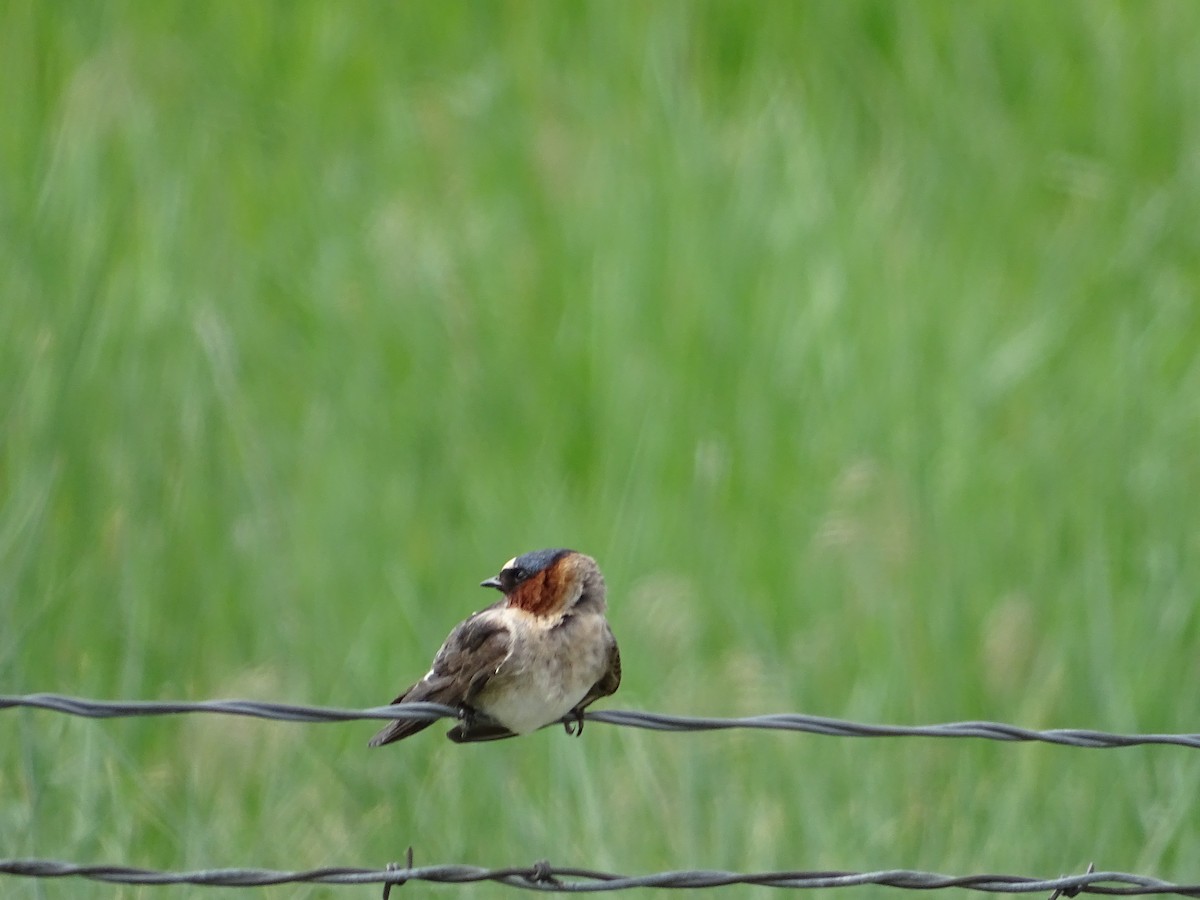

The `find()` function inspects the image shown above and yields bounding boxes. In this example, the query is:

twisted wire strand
[3,693,1199,749]
[2,858,1199,895]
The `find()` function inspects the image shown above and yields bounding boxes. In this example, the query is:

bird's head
[481,548,606,617]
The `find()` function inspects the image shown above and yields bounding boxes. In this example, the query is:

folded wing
[369,610,512,747]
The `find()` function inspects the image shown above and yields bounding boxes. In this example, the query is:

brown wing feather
[571,629,622,716]
[368,609,512,747]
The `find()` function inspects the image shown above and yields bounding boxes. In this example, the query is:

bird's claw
[562,708,585,737]
[457,704,478,730]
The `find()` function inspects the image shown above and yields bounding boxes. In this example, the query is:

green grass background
[3,2,1200,897]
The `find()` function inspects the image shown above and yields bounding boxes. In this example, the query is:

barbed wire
[3,693,1199,749]
[5,697,1200,896]
[2,857,1200,895]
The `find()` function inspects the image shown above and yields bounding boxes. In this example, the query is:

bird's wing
[573,626,622,714]
[368,607,513,747]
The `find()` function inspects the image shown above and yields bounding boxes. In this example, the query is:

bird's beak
[480,577,502,590]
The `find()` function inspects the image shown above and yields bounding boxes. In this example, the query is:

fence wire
[2,858,1199,895]
[4,695,1200,896]
[3,693,1199,749]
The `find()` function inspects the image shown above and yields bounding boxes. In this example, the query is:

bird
[369,548,621,746]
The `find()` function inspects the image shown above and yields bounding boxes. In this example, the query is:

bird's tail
[368,717,436,747]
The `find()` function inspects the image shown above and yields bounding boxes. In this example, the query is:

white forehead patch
[502,557,518,571]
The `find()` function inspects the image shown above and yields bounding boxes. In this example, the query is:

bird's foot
[562,708,585,737]
[457,704,479,730]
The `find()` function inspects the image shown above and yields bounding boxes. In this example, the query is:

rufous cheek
[509,565,575,616]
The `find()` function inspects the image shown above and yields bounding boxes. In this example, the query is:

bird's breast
[473,611,611,734]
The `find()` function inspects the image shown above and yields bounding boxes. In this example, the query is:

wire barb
[527,860,562,888]
[381,847,414,900]
[1049,863,1096,900]
[3,693,1200,750]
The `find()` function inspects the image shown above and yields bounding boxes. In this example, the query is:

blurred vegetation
[3,2,1199,898]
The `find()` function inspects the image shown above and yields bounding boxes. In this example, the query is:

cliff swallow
[369,549,621,746]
